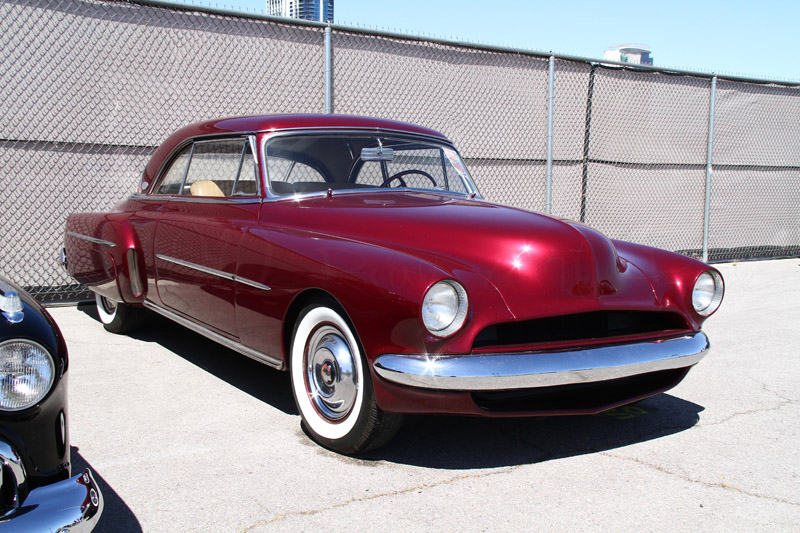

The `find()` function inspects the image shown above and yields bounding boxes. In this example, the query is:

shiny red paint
[64,114,722,417]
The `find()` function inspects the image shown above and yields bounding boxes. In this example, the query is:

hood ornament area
[0,282,24,324]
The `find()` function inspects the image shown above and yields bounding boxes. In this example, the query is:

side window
[155,146,191,195]
[184,140,246,197]
[231,140,259,197]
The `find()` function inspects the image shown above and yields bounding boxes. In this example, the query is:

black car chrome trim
[374,332,710,391]
[0,468,104,532]
[0,282,24,325]
[0,441,25,512]
[143,300,283,369]
[155,254,271,291]
[66,231,116,248]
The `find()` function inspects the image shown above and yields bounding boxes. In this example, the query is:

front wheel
[290,303,403,454]
[95,294,146,334]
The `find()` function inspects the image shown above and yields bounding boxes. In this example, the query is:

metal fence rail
[1,0,798,303]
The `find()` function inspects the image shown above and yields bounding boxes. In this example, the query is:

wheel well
[282,289,347,361]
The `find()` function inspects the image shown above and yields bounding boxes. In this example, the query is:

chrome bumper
[0,469,104,532]
[374,332,710,391]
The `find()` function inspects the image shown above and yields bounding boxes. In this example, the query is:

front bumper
[374,332,709,391]
[0,469,103,532]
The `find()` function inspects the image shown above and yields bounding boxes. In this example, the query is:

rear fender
[64,213,146,304]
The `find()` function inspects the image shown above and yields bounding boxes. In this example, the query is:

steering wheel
[380,169,437,188]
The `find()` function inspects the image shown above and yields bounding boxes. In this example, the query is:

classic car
[63,114,724,455]
[0,275,103,530]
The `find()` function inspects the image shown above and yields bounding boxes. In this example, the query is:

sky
[169,0,799,82]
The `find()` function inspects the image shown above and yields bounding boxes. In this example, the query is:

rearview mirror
[360,147,395,162]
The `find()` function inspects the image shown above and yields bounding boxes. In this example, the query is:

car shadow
[364,393,704,469]
[77,302,298,415]
[71,446,142,532]
[77,303,704,470]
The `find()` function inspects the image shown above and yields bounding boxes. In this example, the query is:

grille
[473,310,690,351]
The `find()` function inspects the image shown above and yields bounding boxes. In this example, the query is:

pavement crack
[699,382,794,427]
[242,466,519,531]
[601,452,800,507]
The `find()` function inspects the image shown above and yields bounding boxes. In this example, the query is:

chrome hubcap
[305,325,358,422]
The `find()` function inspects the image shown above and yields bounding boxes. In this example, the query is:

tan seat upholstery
[189,180,224,197]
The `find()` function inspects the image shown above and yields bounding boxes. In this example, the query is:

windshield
[264,134,476,197]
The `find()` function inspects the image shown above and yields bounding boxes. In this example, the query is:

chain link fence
[1,0,799,303]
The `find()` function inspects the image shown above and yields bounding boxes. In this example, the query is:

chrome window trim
[143,300,282,369]
[262,125,450,144]
[66,231,116,248]
[155,254,271,291]
[128,193,261,204]
[261,187,476,204]
[177,142,195,194]
[150,135,261,198]
[259,129,478,200]
[374,332,710,391]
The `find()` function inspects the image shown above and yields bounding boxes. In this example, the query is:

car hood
[278,191,657,318]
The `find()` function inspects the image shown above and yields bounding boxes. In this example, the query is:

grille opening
[473,311,689,350]
[471,367,689,413]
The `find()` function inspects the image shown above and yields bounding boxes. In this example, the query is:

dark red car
[63,115,724,454]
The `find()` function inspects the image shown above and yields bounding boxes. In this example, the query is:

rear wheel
[95,294,146,334]
[290,303,403,455]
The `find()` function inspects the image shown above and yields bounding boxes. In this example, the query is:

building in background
[603,44,653,65]
[267,0,333,22]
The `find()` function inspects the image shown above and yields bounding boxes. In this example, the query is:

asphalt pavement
[50,258,800,532]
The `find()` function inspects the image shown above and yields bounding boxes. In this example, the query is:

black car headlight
[0,340,56,411]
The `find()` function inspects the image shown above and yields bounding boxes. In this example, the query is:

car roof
[143,114,450,186]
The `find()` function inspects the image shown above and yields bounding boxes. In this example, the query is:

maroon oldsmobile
[63,115,724,454]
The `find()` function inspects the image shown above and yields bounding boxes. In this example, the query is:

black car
[0,276,103,530]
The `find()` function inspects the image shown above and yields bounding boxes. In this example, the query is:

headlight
[692,271,724,316]
[422,280,468,337]
[0,340,56,411]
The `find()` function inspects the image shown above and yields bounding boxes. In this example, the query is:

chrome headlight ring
[422,280,468,338]
[0,339,56,411]
[692,270,724,317]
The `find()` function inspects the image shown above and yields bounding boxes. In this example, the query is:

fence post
[580,63,597,223]
[703,76,717,262]
[324,25,332,114]
[546,55,554,214]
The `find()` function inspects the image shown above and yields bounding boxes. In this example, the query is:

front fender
[613,239,722,329]
[235,226,514,362]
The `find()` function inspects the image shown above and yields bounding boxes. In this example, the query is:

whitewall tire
[94,293,146,334]
[290,303,402,454]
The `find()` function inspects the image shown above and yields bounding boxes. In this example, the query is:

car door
[152,137,261,337]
